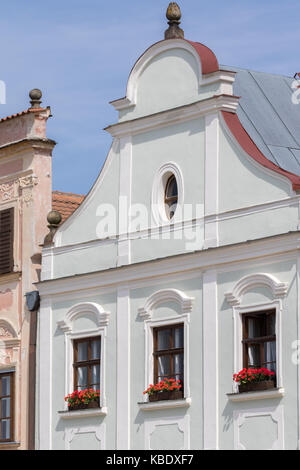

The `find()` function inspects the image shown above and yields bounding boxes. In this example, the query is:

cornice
[0,138,56,158]
[37,231,300,297]
[105,95,239,138]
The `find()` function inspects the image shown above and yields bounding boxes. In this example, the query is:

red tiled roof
[0,108,45,124]
[52,191,85,223]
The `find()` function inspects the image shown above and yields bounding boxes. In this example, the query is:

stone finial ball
[47,210,62,226]
[166,2,181,21]
[29,88,42,101]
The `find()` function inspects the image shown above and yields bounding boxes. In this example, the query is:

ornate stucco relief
[0,175,38,206]
[19,175,38,206]
[0,181,17,202]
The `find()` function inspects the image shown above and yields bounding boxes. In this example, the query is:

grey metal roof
[226,66,300,176]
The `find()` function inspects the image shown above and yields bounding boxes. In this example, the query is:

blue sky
[0,0,299,195]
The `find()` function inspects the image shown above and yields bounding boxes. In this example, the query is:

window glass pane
[157,329,171,351]
[77,367,88,389]
[173,327,183,349]
[158,355,171,378]
[264,342,276,371]
[269,315,276,336]
[1,398,10,419]
[1,376,10,396]
[248,318,264,338]
[1,419,10,440]
[166,176,178,198]
[165,176,178,220]
[77,342,88,362]
[174,353,184,375]
[248,344,261,367]
[91,339,101,360]
[91,365,100,386]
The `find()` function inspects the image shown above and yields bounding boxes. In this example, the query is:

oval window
[164,174,178,220]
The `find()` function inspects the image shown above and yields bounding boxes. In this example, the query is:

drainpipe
[25,291,40,450]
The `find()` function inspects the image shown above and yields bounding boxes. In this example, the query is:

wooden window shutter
[0,208,14,274]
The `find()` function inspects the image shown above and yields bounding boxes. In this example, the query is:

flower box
[144,378,183,402]
[233,368,276,395]
[69,398,100,411]
[149,390,183,402]
[238,380,275,394]
[65,389,100,411]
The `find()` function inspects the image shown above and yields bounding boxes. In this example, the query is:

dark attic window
[0,208,14,275]
[164,174,178,220]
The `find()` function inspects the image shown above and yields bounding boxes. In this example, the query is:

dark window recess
[153,324,184,398]
[0,372,14,443]
[0,208,14,275]
[164,175,178,220]
[242,310,276,377]
[73,337,101,392]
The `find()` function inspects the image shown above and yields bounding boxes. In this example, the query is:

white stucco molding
[234,406,284,450]
[65,423,106,450]
[57,302,110,333]
[140,289,193,402]
[138,288,194,320]
[225,273,288,307]
[226,273,288,391]
[110,40,203,111]
[57,302,110,410]
[106,95,239,138]
[151,162,184,226]
[144,415,190,450]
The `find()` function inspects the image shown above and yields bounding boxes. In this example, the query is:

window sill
[0,271,21,284]
[58,407,107,419]
[227,388,285,402]
[138,397,191,411]
[0,441,21,449]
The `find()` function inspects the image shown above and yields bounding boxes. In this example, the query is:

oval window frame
[152,162,184,225]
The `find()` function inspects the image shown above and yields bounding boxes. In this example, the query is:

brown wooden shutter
[0,208,14,274]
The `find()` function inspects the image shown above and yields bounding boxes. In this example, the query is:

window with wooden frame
[164,175,178,220]
[0,208,14,275]
[242,310,276,376]
[153,324,184,397]
[73,337,101,393]
[0,372,14,443]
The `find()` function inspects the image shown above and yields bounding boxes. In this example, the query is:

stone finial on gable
[43,210,62,246]
[29,88,42,109]
[165,2,184,40]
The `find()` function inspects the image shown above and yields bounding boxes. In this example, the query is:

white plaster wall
[218,258,298,450]
[57,142,120,247]
[119,48,218,122]
[50,293,117,450]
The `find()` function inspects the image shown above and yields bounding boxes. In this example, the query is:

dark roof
[229,66,300,176]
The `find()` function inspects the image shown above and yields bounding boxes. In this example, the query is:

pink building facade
[0,93,54,449]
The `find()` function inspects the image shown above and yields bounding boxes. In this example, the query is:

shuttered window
[0,208,14,275]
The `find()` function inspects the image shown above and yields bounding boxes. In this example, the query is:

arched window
[164,175,178,220]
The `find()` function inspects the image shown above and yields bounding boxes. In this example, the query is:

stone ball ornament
[29,88,42,101]
[47,210,62,226]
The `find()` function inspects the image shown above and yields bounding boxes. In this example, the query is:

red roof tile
[0,108,45,124]
[52,191,85,223]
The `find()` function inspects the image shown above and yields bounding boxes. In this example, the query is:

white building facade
[36,11,300,450]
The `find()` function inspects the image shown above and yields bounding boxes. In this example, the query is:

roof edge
[221,111,300,191]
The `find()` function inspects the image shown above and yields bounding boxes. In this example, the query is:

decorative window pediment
[57,302,110,333]
[138,288,194,320]
[57,302,110,410]
[225,273,288,307]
